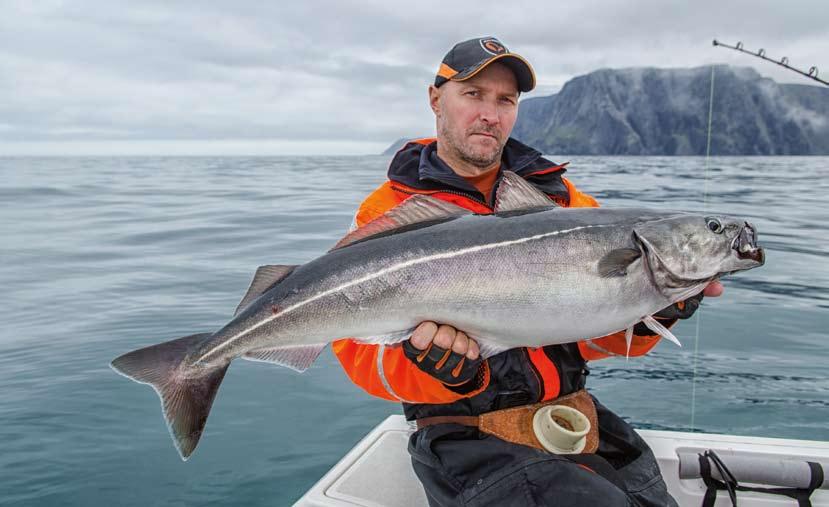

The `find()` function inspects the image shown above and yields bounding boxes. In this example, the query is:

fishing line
[690,64,716,432]
[689,41,825,431]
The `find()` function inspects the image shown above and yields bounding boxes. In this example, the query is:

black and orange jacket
[332,138,665,419]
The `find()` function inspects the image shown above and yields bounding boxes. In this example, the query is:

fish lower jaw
[736,245,765,264]
[732,222,764,264]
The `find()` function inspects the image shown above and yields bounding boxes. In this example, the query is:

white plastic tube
[678,452,827,489]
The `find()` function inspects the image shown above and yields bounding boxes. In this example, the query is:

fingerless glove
[402,340,486,394]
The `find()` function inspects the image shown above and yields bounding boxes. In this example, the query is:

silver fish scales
[111,172,764,459]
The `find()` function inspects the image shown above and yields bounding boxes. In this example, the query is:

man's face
[430,62,519,170]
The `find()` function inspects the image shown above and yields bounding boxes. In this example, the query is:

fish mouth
[732,222,764,264]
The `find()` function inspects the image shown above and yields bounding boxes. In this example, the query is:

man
[333,37,722,506]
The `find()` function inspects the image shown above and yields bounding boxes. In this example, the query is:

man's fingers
[703,280,724,297]
[451,331,469,357]
[410,321,438,350]
[433,325,456,349]
[409,322,480,360]
[466,338,480,360]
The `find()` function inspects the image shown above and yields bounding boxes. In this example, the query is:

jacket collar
[388,138,569,207]
[387,137,566,203]
[418,142,480,194]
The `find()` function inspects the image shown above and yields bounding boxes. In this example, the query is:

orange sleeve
[352,182,405,226]
[577,330,664,361]
[561,176,600,209]
[332,182,490,403]
[331,340,490,403]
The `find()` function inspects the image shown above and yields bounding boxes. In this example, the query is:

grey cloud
[0,0,826,151]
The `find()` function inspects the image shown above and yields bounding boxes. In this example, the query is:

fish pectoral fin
[493,171,558,213]
[235,265,298,316]
[242,343,326,372]
[330,195,471,251]
[597,248,641,277]
[110,332,228,461]
[642,315,682,347]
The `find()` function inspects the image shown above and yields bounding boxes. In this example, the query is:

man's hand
[635,280,724,336]
[402,322,484,392]
[653,280,723,321]
[703,280,724,297]
[409,322,480,360]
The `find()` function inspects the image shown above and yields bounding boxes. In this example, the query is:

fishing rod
[712,39,829,87]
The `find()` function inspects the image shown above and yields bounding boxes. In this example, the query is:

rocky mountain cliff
[511,65,829,155]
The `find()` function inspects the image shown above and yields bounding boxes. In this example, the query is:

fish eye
[706,217,724,234]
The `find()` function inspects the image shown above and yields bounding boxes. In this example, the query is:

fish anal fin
[598,248,641,277]
[493,171,558,213]
[235,265,298,316]
[331,195,471,251]
[242,343,326,372]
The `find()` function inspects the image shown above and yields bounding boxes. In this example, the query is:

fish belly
[198,210,672,361]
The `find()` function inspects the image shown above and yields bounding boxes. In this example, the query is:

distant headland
[384,65,829,156]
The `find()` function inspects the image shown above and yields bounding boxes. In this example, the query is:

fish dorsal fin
[235,265,297,316]
[331,195,472,250]
[493,171,559,213]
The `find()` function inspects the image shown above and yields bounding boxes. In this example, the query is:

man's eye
[465,90,479,97]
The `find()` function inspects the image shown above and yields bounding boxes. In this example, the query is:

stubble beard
[439,121,504,169]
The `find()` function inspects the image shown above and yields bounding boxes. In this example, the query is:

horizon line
[0,139,392,157]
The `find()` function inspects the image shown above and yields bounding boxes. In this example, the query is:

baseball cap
[434,37,536,92]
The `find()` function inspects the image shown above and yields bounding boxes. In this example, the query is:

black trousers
[408,397,678,507]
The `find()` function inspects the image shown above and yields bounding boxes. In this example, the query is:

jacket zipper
[391,186,493,211]
[523,348,545,402]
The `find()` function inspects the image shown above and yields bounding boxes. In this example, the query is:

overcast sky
[1,0,826,155]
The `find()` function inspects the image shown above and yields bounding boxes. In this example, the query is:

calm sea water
[1,155,827,506]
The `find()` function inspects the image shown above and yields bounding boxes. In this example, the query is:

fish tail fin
[110,332,229,461]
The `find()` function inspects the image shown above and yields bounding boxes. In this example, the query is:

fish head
[633,214,765,297]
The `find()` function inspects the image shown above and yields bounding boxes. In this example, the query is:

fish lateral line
[198,222,614,361]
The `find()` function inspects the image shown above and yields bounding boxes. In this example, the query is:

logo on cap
[480,38,507,55]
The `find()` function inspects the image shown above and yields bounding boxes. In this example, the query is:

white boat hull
[295,415,828,507]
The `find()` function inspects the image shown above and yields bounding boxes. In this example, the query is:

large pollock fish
[111,172,765,459]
